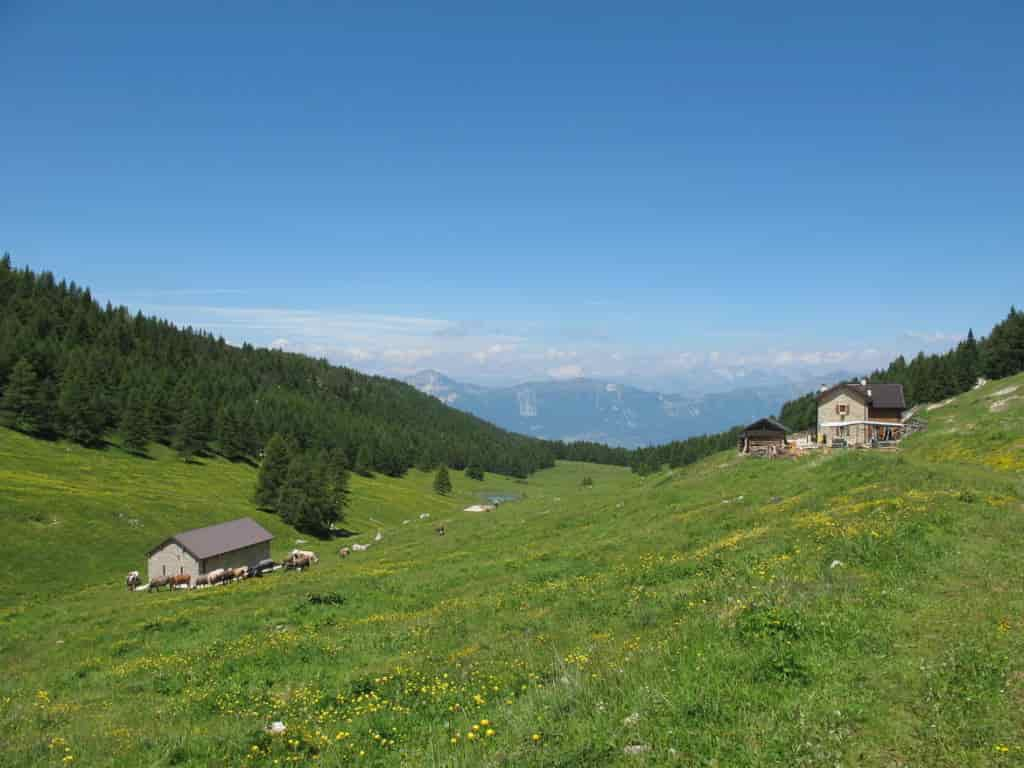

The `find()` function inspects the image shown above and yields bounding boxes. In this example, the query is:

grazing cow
[207,568,226,586]
[351,542,370,552]
[419,513,430,520]
[289,549,319,564]
[436,526,446,536]
[229,566,248,582]
[126,571,141,591]
[193,573,210,589]
[170,573,191,590]
[285,554,313,571]
[338,547,351,558]
[148,575,171,592]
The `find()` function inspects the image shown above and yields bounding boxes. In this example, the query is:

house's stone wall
[148,541,200,582]
[817,391,868,446]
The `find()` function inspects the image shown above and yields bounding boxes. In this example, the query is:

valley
[2,374,1022,766]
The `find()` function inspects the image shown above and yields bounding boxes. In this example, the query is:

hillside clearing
[1,374,1023,766]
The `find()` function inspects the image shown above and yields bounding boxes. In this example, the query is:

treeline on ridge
[0,257,566,480]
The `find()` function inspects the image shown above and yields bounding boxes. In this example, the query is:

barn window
[162,565,166,576]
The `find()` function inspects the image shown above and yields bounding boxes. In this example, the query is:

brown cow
[338,547,351,558]
[148,575,171,592]
[230,567,248,582]
[170,573,191,590]
[126,571,141,591]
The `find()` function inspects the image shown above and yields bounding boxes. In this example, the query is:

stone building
[147,517,273,583]
[816,380,906,447]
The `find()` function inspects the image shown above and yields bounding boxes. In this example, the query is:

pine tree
[58,361,105,446]
[217,405,246,460]
[120,393,151,454]
[354,443,374,477]
[324,449,350,513]
[173,398,208,461]
[276,453,340,535]
[0,357,41,433]
[465,463,484,481]
[256,433,294,508]
[433,465,452,495]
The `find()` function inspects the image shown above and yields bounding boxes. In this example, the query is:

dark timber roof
[817,381,905,410]
[741,417,790,434]
[148,517,273,559]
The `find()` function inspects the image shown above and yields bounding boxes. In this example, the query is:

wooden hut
[738,417,789,457]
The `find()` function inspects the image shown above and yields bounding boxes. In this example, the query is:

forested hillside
[0,257,559,477]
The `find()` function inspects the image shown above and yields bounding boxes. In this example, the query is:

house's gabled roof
[817,381,905,410]
[147,517,273,560]
[741,417,789,434]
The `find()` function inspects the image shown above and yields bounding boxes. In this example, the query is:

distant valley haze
[403,369,859,448]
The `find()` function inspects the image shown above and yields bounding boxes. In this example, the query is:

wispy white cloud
[903,330,964,344]
[548,364,584,380]
[127,300,945,392]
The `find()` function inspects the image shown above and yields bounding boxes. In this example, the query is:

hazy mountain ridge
[405,369,852,447]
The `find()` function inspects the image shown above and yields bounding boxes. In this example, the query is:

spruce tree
[0,357,42,433]
[465,463,484,481]
[256,433,293,508]
[433,465,452,495]
[120,393,151,454]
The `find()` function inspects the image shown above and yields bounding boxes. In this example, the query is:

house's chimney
[819,384,827,394]
[860,378,868,387]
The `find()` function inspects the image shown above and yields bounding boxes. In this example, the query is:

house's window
[836,403,848,415]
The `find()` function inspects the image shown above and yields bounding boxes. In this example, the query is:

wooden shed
[738,417,789,457]
[146,517,273,583]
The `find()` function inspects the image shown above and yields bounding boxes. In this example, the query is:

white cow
[419,513,430,520]
[374,530,383,542]
[351,543,370,552]
[289,549,320,563]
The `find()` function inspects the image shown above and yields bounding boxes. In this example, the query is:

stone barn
[147,517,273,583]
[738,417,789,456]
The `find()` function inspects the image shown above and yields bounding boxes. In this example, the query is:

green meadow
[2,374,1023,766]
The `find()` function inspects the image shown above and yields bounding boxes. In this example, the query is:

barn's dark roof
[741,417,789,434]
[817,381,905,410]
[148,517,273,559]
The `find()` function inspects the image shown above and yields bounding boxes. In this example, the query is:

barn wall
[202,542,271,574]
[147,542,200,582]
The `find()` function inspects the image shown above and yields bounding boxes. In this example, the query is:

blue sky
[2,2,1021,390]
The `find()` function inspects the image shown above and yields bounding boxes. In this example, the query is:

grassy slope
[1,374,1022,766]
[0,434,528,602]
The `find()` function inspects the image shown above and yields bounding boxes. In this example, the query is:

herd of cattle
[125,549,320,592]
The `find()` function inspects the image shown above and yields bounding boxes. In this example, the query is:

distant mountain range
[405,370,853,448]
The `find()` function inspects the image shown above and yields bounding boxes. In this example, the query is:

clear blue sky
[2,2,1021,388]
